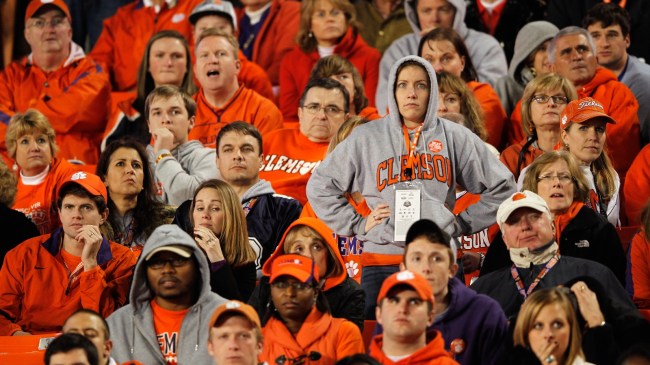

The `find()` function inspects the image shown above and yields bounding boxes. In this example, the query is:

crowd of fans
[1,0,650,364]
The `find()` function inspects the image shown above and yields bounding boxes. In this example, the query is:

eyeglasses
[147,257,191,269]
[531,95,569,104]
[301,104,344,117]
[28,17,68,30]
[537,174,573,184]
[270,281,313,291]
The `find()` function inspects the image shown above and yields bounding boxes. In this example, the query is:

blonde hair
[195,28,239,57]
[283,225,343,279]
[5,109,58,159]
[0,159,17,206]
[513,287,584,365]
[521,74,578,137]
[436,71,487,141]
[190,180,255,266]
[296,0,359,53]
[326,115,368,155]
[522,151,590,204]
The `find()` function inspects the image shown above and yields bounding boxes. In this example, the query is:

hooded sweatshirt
[307,56,515,262]
[369,330,458,365]
[107,224,226,364]
[375,0,507,112]
[248,217,365,330]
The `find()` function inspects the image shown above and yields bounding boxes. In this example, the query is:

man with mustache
[107,224,226,365]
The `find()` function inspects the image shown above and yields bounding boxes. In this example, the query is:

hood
[579,66,617,95]
[129,224,214,309]
[172,140,204,159]
[241,179,275,202]
[386,56,439,130]
[434,277,475,324]
[261,217,346,291]
[509,21,559,82]
[404,0,467,38]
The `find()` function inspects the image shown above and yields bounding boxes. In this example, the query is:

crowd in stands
[1,0,650,364]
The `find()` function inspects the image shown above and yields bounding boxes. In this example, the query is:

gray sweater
[307,56,515,257]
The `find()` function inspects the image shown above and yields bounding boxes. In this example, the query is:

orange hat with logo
[270,254,320,284]
[58,171,108,203]
[25,0,71,22]
[560,97,616,129]
[209,300,261,331]
[377,270,435,305]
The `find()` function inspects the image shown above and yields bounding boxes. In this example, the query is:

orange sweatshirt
[190,86,283,148]
[623,144,650,226]
[630,230,650,308]
[468,81,507,149]
[369,332,459,365]
[0,229,136,335]
[499,139,545,181]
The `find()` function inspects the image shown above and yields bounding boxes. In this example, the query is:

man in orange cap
[207,300,263,365]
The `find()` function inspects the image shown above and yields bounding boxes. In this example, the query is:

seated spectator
[0,159,38,266]
[0,0,110,165]
[237,0,301,90]
[624,144,650,225]
[369,270,458,365]
[102,30,197,149]
[190,28,282,148]
[629,201,650,308]
[352,0,411,54]
[215,122,302,276]
[495,21,559,142]
[500,73,577,180]
[0,171,136,335]
[8,109,94,235]
[261,78,350,205]
[310,55,381,120]
[279,0,380,121]
[483,151,626,284]
[90,0,203,92]
[188,0,274,101]
[376,0,507,113]
[418,28,507,148]
[259,254,365,364]
[249,217,365,330]
[145,85,219,206]
[584,4,650,146]
[107,224,226,364]
[45,333,99,365]
[62,310,114,365]
[207,300,263,365]
[96,138,171,255]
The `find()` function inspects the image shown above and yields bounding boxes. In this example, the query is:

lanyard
[401,123,423,179]
[511,253,560,300]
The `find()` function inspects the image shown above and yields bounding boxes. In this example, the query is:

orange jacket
[279,28,381,121]
[239,0,301,86]
[359,106,383,121]
[369,332,459,365]
[630,230,650,308]
[468,81,507,149]
[190,86,283,148]
[259,129,328,205]
[260,307,364,365]
[90,0,203,91]
[0,229,136,335]
[624,144,650,225]
[0,47,111,165]
[505,100,525,146]
[238,51,274,101]
[13,159,85,235]
[499,139,545,181]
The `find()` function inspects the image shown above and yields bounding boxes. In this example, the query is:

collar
[618,53,630,81]
[27,42,86,70]
[42,227,114,266]
[509,241,558,268]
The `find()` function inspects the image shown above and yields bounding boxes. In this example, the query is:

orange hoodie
[467,81,507,150]
[623,144,650,225]
[369,332,459,365]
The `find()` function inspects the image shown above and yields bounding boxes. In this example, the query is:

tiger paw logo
[345,261,359,277]
[428,140,443,153]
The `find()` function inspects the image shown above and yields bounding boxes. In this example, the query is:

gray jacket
[147,140,220,206]
[107,225,226,364]
[376,0,507,112]
[621,55,650,145]
[307,56,515,257]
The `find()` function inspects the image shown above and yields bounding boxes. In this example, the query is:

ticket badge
[393,182,422,242]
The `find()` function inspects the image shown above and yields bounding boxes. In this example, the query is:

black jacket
[0,204,39,268]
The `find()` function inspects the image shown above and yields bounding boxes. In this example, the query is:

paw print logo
[71,171,88,180]
[345,261,359,277]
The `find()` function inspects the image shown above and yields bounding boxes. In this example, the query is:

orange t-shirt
[151,300,189,365]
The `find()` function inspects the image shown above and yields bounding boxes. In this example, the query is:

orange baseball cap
[209,300,261,331]
[25,0,71,22]
[270,254,320,284]
[560,97,616,129]
[58,171,108,203]
[377,270,434,305]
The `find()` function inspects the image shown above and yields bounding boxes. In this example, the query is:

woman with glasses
[278,0,380,122]
[500,74,578,180]
[481,151,626,284]
[260,254,364,365]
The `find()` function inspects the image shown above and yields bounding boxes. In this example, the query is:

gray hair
[548,26,597,64]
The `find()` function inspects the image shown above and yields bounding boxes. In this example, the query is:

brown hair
[283,225,344,279]
[310,55,368,114]
[296,0,359,53]
[0,159,17,206]
[521,74,578,138]
[436,71,486,140]
[144,85,197,121]
[522,151,590,204]
[418,28,478,82]
[5,109,58,159]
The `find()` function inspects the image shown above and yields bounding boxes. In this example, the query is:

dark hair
[216,121,263,156]
[145,85,197,120]
[336,354,382,365]
[64,309,111,340]
[56,184,107,213]
[393,60,431,95]
[96,137,168,244]
[299,78,351,114]
[45,333,99,365]
[309,55,369,114]
[418,28,478,82]
[583,3,631,37]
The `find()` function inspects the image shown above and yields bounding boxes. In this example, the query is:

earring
[308,31,313,38]
[12,163,17,172]
[530,67,537,78]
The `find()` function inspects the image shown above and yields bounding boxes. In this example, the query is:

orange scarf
[553,201,584,244]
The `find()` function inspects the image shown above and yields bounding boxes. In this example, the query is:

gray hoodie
[147,140,220,206]
[307,56,515,257]
[375,0,507,112]
[107,224,226,364]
